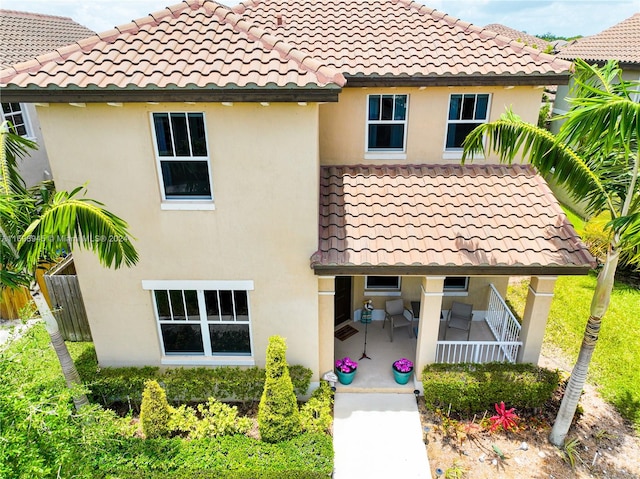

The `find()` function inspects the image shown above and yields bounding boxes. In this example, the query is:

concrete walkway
[333,393,432,478]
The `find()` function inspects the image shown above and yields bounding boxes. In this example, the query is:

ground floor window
[444,276,469,292]
[143,280,253,357]
[365,276,401,290]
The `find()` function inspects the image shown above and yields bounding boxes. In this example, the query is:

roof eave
[558,57,640,70]
[311,264,593,276]
[0,86,342,103]
[344,73,571,88]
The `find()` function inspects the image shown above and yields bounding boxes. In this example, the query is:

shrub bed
[422,362,560,416]
[0,325,332,478]
[77,350,312,408]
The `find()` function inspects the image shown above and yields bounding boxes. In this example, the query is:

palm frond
[17,188,138,270]
[462,110,612,216]
[0,268,32,289]
[0,121,35,195]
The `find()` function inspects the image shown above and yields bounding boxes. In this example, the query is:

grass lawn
[508,273,640,431]
[560,204,586,234]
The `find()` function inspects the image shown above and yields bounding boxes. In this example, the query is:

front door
[334,276,352,327]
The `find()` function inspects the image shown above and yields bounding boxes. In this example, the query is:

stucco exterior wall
[349,275,510,316]
[16,103,52,186]
[319,86,543,164]
[36,102,321,374]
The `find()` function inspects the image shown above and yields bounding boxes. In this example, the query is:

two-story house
[0,0,593,390]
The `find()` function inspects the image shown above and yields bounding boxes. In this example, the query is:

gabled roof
[312,164,594,276]
[558,13,640,66]
[0,0,345,103]
[234,0,571,86]
[0,9,95,68]
[484,24,551,52]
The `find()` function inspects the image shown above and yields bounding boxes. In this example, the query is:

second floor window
[445,94,490,150]
[1,102,30,137]
[367,94,408,152]
[152,112,212,200]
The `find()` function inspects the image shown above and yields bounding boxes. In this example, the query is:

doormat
[334,324,358,341]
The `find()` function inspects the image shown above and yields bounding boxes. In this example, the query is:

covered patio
[333,282,521,390]
[314,164,595,384]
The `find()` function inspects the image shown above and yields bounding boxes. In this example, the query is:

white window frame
[365,94,408,160]
[443,93,491,159]
[142,280,254,365]
[443,276,469,296]
[1,102,33,138]
[150,112,215,210]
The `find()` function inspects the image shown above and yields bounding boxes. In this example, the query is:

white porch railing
[436,283,522,364]
[436,341,522,363]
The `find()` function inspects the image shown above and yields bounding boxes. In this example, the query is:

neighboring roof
[312,164,594,276]
[557,13,640,66]
[484,24,551,51]
[0,9,95,68]
[234,0,571,86]
[0,0,345,103]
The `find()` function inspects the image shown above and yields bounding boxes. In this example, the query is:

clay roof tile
[313,164,594,273]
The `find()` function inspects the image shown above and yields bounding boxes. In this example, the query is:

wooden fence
[0,268,50,320]
[43,255,92,342]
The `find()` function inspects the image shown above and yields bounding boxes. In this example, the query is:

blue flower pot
[392,367,413,385]
[336,369,357,385]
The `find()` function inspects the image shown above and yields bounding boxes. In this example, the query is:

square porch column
[517,276,557,364]
[415,276,445,372]
[317,276,335,379]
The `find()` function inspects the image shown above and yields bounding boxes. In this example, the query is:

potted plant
[335,357,358,385]
[392,358,414,384]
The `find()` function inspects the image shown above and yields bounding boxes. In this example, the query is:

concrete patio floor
[333,317,495,391]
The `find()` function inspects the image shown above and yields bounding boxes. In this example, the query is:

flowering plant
[335,357,358,373]
[489,401,519,432]
[392,358,414,373]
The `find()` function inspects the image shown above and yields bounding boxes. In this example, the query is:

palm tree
[462,59,639,446]
[0,121,138,409]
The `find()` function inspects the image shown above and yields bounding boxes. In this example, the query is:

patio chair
[382,299,414,342]
[446,301,473,340]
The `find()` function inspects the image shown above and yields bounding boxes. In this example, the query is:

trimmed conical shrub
[258,335,302,442]
[140,379,172,438]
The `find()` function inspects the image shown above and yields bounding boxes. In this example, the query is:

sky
[8,0,640,38]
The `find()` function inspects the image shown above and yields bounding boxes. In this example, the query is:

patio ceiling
[311,164,595,276]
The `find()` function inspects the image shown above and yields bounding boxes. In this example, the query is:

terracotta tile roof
[234,0,571,85]
[0,9,95,68]
[557,13,640,65]
[0,0,345,102]
[484,24,551,52]
[312,164,594,275]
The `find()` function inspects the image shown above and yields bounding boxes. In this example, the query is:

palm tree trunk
[31,285,89,410]
[549,248,619,446]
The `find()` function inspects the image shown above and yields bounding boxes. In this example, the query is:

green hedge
[422,362,560,415]
[1,326,331,478]
[81,363,312,408]
[93,433,333,478]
